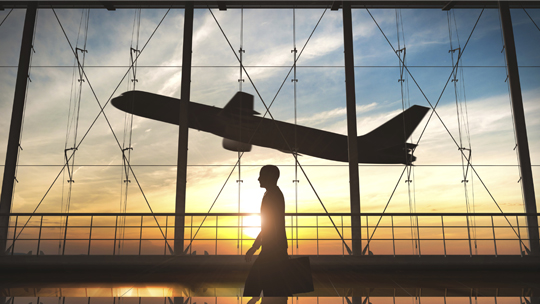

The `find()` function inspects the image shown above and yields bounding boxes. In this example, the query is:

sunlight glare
[242,215,261,239]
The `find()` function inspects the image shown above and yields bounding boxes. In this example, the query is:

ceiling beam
[1,1,539,9]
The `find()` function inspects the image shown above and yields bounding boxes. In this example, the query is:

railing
[1,212,538,256]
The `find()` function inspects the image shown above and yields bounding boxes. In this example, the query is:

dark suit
[244,185,290,296]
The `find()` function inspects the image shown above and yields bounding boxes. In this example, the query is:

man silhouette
[244,165,290,298]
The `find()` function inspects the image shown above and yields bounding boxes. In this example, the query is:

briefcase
[285,256,314,294]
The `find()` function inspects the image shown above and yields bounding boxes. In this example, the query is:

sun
[242,215,261,239]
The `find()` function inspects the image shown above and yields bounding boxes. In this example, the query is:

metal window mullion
[113,215,118,256]
[88,215,93,255]
[11,216,18,255]
[174,1,194,256]
[517,215,523,257]
[139,215,144,255]
[492,216,497,257]
[499,1,539,256]
[0,3,37,255]
[342,2,362,255]
[36,215,43,255]
[392,215,395,257]
[62,215,69,255]
[442,216,446,257]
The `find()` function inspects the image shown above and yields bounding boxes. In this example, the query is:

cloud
[295,102,377,129]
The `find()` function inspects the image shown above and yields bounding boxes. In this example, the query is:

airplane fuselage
[112,91,429,164]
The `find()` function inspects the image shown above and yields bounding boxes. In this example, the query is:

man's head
[258,165,280,188]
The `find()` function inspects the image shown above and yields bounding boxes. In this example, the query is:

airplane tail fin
[361,105,430,162]
[222,91,260,115]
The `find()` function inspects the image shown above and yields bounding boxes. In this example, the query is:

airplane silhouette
[112,91,429,164]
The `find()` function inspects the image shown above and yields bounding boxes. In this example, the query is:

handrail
[2,212,536,256]
[2,212,539,216]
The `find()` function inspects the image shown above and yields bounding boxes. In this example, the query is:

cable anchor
[130,48,141,83]
[448,47,460,54]
[64,147,78,183]
[75,48,88,83]
[122,147,133,183]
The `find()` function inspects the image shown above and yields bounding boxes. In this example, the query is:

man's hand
[245,246,257,262]
[247,297,260,304]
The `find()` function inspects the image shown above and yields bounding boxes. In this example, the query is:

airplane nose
[111,92,134,112]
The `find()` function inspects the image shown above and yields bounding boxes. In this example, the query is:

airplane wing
[112,90,430,164]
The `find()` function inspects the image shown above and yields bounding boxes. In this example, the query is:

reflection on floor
[1,255,539,303]
[0,296,538,304]
[2,271,539,298]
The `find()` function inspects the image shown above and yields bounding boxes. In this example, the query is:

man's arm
[245,231,261,262]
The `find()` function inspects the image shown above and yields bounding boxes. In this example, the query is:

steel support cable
[206,7,355,254]
[521,7,540,33]
[119,8,142,253]
[0,8,14,28]
[395,8,419,255]
[7,7,172,251]
[60,9,83,253]
[365,7,527,247]
[447,9,477,256]
[184,8,352,254]
[59,8,90,254]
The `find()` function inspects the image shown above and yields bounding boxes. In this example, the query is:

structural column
[175,2,194,255]
[0,3,37,255]
[499,1,539,256]
[342,2,362,255]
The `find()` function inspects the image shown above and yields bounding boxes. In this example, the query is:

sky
[0,6,539,255]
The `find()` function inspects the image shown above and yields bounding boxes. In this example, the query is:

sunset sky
[0,6,539,255]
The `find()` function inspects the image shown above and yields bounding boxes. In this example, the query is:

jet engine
[223,138,252,152]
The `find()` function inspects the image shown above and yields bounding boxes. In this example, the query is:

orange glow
[242,215,261,239]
